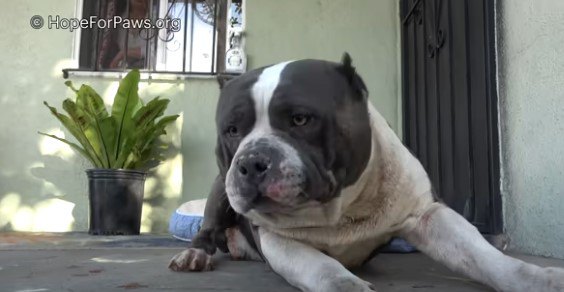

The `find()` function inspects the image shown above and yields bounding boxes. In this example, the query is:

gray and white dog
[169,54,564,292]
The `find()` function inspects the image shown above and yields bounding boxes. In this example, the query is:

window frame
[64,0,245,80]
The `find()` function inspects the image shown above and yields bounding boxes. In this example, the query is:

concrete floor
[1,233,564,292]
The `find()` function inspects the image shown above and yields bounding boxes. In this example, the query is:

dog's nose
[237,153,271,181]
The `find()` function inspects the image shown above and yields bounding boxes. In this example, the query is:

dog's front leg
[400,202,564,292]
[169,175,236,272]
[259,229,375,292]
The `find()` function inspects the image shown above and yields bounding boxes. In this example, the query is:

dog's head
[215,53,372,215]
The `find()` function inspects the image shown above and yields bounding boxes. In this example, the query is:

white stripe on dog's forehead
[251,61,293,131]
[225,61,305,215]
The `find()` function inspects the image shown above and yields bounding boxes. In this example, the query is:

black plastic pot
[86,169,147,235]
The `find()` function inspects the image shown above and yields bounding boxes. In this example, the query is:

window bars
[64,0,243,78]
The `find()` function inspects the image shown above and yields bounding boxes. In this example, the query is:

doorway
[400,0,501,234]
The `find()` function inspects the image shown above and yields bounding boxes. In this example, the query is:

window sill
[62,69,240,81]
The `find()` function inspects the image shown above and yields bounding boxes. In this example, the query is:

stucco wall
[0,0,400,233]
[0,0,221,233]
[245,0,401,131]
[498,0,564,258]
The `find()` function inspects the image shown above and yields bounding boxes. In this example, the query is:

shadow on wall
[0,85,186,234]
[0,44,219,233]
[0,57,82,233]
[0,138,86,232]
[138,117,184,233]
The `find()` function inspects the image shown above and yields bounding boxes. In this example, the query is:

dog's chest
[254,155,433,267]
[255,187,406,266]
[260,206,396,267]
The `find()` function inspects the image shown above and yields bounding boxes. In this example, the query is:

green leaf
[82,97,113,168]
[43,72,179,171]
[43,101,104,167]
[111,69,141,162]
[63,98,113,168]
[115,114,178,169]
[114,134,138,168]
[64,80,79,93]
[77,85,109,120]
[38,132,97,166]
[146,115,179,145]
[62,99,107,167]
[83,124,107,167]
[99,117,117,167]
[129,115,179,169]
[63,99,88,131]
[64,91,115,168]
[132,96,169,129]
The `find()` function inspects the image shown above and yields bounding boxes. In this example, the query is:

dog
[169,54,564,292]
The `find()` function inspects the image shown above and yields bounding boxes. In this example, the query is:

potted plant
[39,70,179,235]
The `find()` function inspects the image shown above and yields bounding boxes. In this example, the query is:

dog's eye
[292,114,311,127]
[226,126,239,137]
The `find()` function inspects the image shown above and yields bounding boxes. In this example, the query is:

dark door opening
[400,0,502,234]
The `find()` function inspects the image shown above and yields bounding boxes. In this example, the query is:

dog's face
[215,54,372,215]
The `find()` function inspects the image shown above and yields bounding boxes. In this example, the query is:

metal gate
[401,0,501,234]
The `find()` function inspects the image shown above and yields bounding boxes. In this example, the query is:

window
[65,0,245,78]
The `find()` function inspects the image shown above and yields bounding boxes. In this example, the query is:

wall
[0,0,400,233]
[498,0,564,258]
[245,0,400,131]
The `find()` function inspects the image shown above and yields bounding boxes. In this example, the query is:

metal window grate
[64,0,243,78]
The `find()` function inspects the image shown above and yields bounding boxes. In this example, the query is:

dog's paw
[168,248,213,272]
[323,275,376,292]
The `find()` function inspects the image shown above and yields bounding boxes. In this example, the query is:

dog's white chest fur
[245,103,434,266]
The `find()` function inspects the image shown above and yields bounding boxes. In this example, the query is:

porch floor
[1,233,563,292]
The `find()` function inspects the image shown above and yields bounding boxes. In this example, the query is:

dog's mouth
[254,190,311,214]
[228,180,309,214]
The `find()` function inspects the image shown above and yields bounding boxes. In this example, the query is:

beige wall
[0,0,400,233]
[245,0,401,131]
[498,0,564,259]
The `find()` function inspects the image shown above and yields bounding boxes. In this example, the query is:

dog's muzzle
[235,149,273,185]
[225,137,306,214]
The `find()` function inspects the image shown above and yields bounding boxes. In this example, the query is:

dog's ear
[215,136,232,179]
[337,52,368,99]
[216,75,235,89]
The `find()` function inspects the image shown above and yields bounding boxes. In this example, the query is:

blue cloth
[380,238,418,253]
[168,211,203,242]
